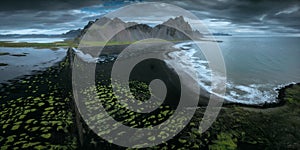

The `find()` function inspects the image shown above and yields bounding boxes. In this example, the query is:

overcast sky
[0,0,299,36]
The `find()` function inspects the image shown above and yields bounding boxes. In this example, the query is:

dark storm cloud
[0,0,139,34]
[157,0,300,33]
[0,0,102,11]
[0,0,299,35]
[0,9,90,34]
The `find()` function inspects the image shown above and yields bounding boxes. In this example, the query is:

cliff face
[75,16,202,43]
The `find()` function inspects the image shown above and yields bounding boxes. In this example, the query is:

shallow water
[0,37,66,43]
[0,47,66,83]
[170,37,300,104]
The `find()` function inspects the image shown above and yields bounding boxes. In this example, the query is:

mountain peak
[112,17,124,23]
[95,17,111,24]
[162,16,192,32]
[75,16,202,43]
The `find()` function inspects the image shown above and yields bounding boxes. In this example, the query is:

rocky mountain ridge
[75,16,203,43]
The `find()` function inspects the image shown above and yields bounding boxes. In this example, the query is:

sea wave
[167,42,291,105]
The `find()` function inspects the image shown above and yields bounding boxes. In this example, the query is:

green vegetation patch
[0,41,76,48]
[284,84,300,104]
[0,56,77,149]
[1,48,299,149]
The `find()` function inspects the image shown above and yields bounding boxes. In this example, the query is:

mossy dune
[0,47,299,149]
[0,55,77,149]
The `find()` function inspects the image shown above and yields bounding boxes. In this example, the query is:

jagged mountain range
[0,16,230,42]
[75,16,203,43]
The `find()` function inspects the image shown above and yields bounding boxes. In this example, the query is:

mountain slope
[75,16,202,44]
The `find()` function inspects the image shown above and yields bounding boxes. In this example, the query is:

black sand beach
[0,45,299,149]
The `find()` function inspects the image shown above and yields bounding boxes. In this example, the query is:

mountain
[0,17,204,43]
[61,29,82,38]
[75,16,203,43]
[203,33,232,36]
[0,17,203,43]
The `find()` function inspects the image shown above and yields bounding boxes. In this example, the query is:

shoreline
[223,82,299,109]
[0,47,67,84]
[0,46,299,149]
[166,41,300,108]
[68,46,300,149]
[0,45,297,108]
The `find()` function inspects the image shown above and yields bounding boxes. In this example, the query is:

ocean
[170,37,300,105]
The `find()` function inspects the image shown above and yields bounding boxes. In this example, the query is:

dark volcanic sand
[0,45,299,149]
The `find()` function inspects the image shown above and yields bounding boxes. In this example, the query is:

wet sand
[0,47,66,83]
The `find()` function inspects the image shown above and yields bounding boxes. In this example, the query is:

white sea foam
[73,48,118,63]
[73,48,98,63]
[167,42,284,105]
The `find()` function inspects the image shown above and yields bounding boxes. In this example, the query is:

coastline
[165,41,300,108]
[68,46,300,149]
[1,44,297,107]
[0,42,297,109]
[0,47,67,84]
[0,46,300,149]
[222,82,298,109]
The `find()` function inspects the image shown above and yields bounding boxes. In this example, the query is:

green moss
[0,56,77,149]
[284,84,300,104]
[148,136,156,141]
[0,48,299,149]
[1,145,9,150]
[30,127,39,132]
[34,145,47,150]
[178,139,187,144]
[0,41,76,48]
[209,132,237,150]
[41,133,51,139]
[80,39,183,46]
[22,142,40,149]
[2,124,9,129]
[19,115,26,119]
[11,125,20,130]
[6,135,16,143]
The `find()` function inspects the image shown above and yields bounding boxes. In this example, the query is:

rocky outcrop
[61,29,82,38]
